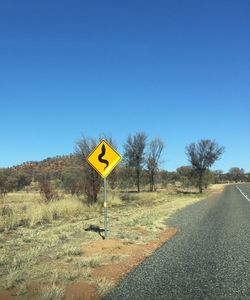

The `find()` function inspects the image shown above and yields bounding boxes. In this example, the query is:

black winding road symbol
[98,144,109,170]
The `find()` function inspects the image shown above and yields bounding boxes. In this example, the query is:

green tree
[75,136,102,204]
[176,166,196,187]
[61,167,85,196]
[116,166,136,190]
[186,139,225,193]
[123,132,147,192]
[228,167,245,182]
[213,170,224,184]
[203,170,215,188]
[0,169,9,197]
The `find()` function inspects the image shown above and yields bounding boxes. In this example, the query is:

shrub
[38,180,59,203]
[1,205,13,216]
[61,168,85,196]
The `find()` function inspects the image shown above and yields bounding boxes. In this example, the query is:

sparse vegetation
[39,179,59,203]
[36,284,65,300]
[0,133,247,298]
[0,185,221,298]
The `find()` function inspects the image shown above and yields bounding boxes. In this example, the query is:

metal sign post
[86,139,122,240]
[104,178,108,239]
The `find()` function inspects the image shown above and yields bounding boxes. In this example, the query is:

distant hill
[11,155,78,176]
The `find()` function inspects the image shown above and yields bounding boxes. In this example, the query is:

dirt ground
[65,282,97,300]
[0,291,13,300]
[63,228,178,300]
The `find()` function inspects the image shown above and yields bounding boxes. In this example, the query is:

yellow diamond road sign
[86,140,122,178]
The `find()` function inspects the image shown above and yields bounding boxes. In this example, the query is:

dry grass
[0,184,225,298]
[35,284,65,300]
[96,278,114,295]
[0,193,103,231]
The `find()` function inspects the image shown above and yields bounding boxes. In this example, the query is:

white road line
[236,186,250,202]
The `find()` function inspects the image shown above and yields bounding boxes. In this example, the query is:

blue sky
[0,0,249,172]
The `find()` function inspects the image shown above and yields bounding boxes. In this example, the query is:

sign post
[104,178,108,239]
[86,140,122,239]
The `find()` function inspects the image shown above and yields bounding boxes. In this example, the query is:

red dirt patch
[83,227,178,258]
[89,228,178,283]
[64,282,98,300]
[92,254,144,283]
[159,228,179,242]
[0,290,15,300]
[127,227,150,234]
[83,239,143,256]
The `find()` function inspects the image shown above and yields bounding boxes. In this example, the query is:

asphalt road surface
[104,184,250,300]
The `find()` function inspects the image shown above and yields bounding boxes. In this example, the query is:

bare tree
[146,138,164,191]
[123,132,147,192]
[75,136,102,204]
[186,139,225,193]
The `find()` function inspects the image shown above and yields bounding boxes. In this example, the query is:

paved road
[104,184,250,300]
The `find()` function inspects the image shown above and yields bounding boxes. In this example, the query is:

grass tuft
[96,278,114,296]
[36,284,64,300]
